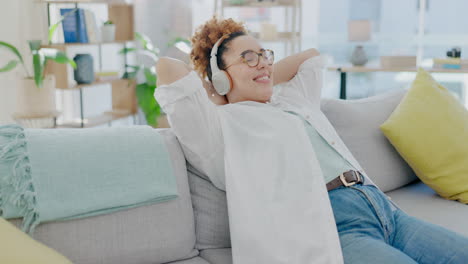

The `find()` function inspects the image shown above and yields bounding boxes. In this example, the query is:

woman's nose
[257,55,270,69]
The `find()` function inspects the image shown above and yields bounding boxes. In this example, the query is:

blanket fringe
[0,124,40,234]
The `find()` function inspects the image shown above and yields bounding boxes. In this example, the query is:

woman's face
[222,35,274,104]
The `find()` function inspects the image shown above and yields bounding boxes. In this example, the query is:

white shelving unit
[214,0,302,56]
[40,0,138,128]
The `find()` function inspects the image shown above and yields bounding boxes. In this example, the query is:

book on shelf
[60,8,88,43]
[432,58,468,70]
[95,71,120,81]
[84,9,99,43]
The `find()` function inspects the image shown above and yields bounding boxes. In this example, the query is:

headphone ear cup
[212,70,232,95]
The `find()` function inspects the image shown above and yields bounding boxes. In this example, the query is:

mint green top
[286,111,356,184]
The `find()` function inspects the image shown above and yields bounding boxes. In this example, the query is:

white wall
[134,0,192,57]
[0,0,47,124]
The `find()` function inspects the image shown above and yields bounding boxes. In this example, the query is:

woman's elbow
[303,48,320,59]
[156,57,191,86]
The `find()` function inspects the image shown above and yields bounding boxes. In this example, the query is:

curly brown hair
[190,16,248,81]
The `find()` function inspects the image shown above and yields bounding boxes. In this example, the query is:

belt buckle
[339,171,361,187]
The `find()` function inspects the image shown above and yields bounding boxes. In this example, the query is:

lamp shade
[348,20,371,42]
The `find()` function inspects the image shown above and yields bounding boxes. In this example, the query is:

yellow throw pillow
[380,68,468,203]
[0,217,72,264]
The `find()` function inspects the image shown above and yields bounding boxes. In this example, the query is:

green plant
[0,10,77,88]
[119,33,191,127]
[104,20,114,25]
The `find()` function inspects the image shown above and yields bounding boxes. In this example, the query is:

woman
[155,17,468,263]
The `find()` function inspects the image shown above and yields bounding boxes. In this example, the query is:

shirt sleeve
[154,71,226,190]
[271,55,326,109]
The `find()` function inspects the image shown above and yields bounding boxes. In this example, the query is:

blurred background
[1,0,467,127]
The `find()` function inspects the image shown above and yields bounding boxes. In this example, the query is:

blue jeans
[328,184,468,264]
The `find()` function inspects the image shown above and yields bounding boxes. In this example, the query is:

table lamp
[348,20,371,66]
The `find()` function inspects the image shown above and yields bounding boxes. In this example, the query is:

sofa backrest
[321,89,418,192]
[9,129,198,264]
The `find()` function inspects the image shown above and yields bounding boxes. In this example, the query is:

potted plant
[0,40,76,120]
[119,32,191,127]
[0,11,77,125]
[101,20,116,42]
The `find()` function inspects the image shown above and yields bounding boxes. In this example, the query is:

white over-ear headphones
[210,35,233,95]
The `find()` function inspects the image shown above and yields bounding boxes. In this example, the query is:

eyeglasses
[225,49,275,69]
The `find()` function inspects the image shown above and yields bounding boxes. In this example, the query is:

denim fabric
[329,184,468,264]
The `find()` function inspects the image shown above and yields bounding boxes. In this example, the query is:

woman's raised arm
[154,57,226,190]
[273,48,320,86]
[156,57,228,105]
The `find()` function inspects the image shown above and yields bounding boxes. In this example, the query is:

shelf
[44,41,133,47]
[44,77,121,90]
[218,0,302,55]
[327,66,468,74]
[71,78,121,90]
[13,111,61,119]
[38,0,131,4]
[56,109,134,128]
[42,1,137,128]
[251,31,300,42]
[223,0,296,8]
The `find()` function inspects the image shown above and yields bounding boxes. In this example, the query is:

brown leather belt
[326,170,364,192]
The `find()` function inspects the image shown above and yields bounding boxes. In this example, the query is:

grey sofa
[9,89,468,263]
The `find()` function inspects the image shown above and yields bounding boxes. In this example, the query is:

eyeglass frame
[224,49,275,69]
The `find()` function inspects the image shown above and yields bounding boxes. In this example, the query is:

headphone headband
[209,35,232,96]
[210,35,229,72]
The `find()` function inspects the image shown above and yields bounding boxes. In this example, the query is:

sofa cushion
[10,129,198,264]
[321,89,418,192]
[200,248,233,264]
[380,69,468,203]
[187,163,231,250]
[386,181,468,237]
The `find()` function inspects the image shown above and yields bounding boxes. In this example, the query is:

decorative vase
[101,24,116,42]
[73,54,94,84]
[350,45,368,66]
[15,75,57,118]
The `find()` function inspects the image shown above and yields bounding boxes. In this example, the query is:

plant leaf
[135,49,158,62]
[125,64,140,71]
[143,66,156,87]
[40,48,76,68]
[32,52,45,88]
[0,41,25,64]
[28,40,42,52]
[49,8,78,43]
[118,47,137,54]
[136,82,160,127]
[135,32,149,49]
[0,60,19,72]
[122,71,138,79]
[167,36,191,47]
[135,32,159,55]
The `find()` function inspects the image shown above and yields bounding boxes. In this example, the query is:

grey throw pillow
[321,89,418,192]
[187,162,231,250]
